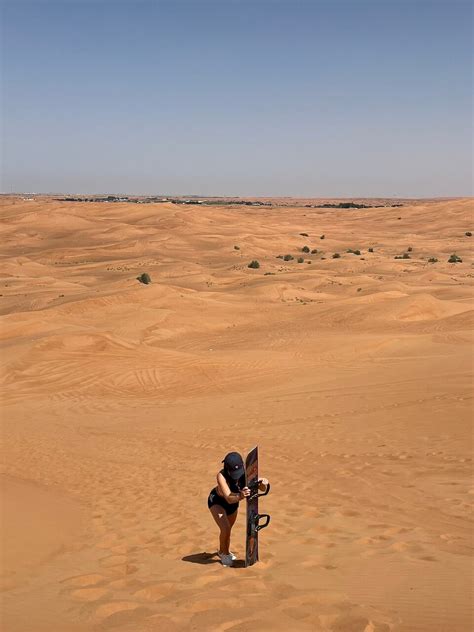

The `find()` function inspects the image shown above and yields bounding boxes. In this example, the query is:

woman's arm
[217,472,249,504]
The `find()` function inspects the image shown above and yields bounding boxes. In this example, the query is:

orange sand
[1,196,473,631]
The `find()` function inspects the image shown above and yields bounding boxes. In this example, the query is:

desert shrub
[276,254,284,259]
[321,256,326,260]
[402,253,411,259]
[283,254,294,261]
[311,248,318,254]
[368,247,374,252]
[307,260,312,264]
[357,288,362,292]
[248,260,260,269]
[394,255,402,259]
[407,246,413,252]
[465,232,472,237]
[347,249,361,255]
[448,254,462,263]
[332,253,341,258]
[137,273,151,284]
[300,232,309,237]
[297,257,304,263]
[302,246,310,253]
[264,272,275,275]
[428,257,438,263]
[320,234,325,240]
[234,245,240,250]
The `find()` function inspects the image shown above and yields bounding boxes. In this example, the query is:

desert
[1,195,473,631]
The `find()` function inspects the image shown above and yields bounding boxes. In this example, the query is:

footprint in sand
[62,573,108,587]
[71,587,110,602]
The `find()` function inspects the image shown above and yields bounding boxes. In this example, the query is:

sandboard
[245,446,270,567]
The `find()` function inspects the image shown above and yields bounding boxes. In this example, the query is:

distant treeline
[57,197,403,209]
[306,202,403,209]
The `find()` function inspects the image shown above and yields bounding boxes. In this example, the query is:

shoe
[229,551,237,561]
[218,552,234,567]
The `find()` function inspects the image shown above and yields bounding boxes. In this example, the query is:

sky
[1,0,472,197]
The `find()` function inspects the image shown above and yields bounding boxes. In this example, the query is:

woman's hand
[258,478,269,490]
[239,486,251,499]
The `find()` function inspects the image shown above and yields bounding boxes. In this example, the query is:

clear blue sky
[1,0,472,197]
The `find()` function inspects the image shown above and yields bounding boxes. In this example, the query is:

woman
[208,451,268,566]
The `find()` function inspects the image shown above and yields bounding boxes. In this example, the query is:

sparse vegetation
[332,253,341,258]
[448,254,462,263]
[248,260,260,269]
[297,257,304,263]
[264,272,275,275]
[300,232,309,237]
[368,247,374,252]
[276,254,284,259]
[283,254,294,261]
[320,234,325,240]
[402,253,410,259]
[347,249,361,255]
[137,273,151,284]
[302,246,310,253]
[234,245,240,250]
[465,232,472,237]
[407,246,413,252]
[307,260,312,264]
[311,248,318,254]
[428,257,438,263]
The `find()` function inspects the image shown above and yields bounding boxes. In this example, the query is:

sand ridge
[1,196,473,631]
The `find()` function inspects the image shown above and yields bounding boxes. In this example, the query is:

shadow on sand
[182,552,245,568]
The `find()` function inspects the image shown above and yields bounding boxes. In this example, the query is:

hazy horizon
[2,0,472,197]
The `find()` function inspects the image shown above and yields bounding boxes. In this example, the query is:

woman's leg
[209,504,232,554]
[226,508,238,552]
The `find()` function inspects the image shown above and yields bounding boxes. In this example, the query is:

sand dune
[1,196,472,631]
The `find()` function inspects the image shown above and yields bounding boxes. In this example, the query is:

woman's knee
[219,523,231,536]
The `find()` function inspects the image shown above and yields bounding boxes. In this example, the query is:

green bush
[448,254,462,263]
[402,253,410,259]
[347,249,361,255]
[137,273,151,284]
[368,247,374,252]
[302,246,310,253]
[248,260,260,269]
[428,257,438,263]
[332,253,341,258]
[311,248,318,254]
[297,257,304,263]
[283,254,294,261]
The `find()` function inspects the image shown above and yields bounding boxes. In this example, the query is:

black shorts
[207,488,238,516]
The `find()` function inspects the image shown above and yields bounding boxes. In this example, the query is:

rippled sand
[1,196,472,631]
